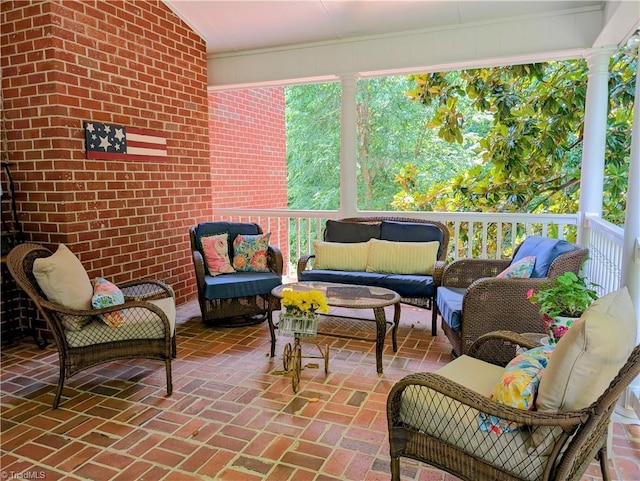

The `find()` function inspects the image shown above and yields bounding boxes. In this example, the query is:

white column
[339,74,359,218]
[619,34,640,412]
[622,42,640,339]
[578,48,615,245]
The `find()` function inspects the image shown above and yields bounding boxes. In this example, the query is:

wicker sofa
[297,217,450,335]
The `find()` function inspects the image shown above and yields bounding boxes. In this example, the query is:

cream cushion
[33,244,93,311]
[436,354,504,395]
[313,241,369,271]
[399,355,552,480]
[537,287,637,412]
[366,238,439,275]
[65,297,176,347]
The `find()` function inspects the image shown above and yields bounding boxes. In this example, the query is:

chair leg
[53,362,66,409]
[165,359,173,396]
[267,299,277,358]
[171,336,177,358]
[390,456,401,481]
[431,295,439,336]
[598,445,612,481]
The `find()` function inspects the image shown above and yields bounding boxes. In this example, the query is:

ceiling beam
[207,8,606,90]
[593,0,640,48]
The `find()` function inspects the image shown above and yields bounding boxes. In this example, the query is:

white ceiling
[164,0,608,55]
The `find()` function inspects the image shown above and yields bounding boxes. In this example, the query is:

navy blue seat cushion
[380,221,445,259]
[373,274,435,298]
[193,221,261,260]
[299,269,383,286]
[324,220,381,243]
[204,271,281,300]
[436,286,466,332]
[512,236,575,278]
[299,270,435,298]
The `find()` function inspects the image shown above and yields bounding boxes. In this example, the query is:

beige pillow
[366,238,439,275]
[537,287,637,413]
[33,244,93,311]
[312,241,369,271]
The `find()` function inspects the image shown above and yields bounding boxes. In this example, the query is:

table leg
[267,295,277,357]
[373,306,386,374]
[392,302,400,352]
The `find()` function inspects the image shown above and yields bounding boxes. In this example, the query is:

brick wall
[1,0,212,340]
[209,88,289,266]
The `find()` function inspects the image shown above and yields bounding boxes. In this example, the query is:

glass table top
[271,281,400,309]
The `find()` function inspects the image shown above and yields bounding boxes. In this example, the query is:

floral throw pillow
[478,344,554,433]
[497,255,536,279]
[201,233,235,276]
[233,233,270,272]
[92,277,125,327]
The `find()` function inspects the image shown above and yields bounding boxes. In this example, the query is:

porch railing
[583,213,625,296]
[212,208,623,295]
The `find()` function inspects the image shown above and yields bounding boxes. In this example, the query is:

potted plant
[527,271,599,344]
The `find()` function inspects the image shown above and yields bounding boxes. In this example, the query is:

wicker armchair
[387,328,640,481]
[435,237,588,357]
[6,243,176,408]
[190,221,283,327]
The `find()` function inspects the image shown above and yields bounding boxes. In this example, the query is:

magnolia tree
[393,51,636,228]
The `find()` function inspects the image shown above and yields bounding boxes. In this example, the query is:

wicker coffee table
[268,281,401,374]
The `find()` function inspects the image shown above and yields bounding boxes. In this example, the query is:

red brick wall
[209,88,289,265]
[209,88,287,207]
[1,0,211,315]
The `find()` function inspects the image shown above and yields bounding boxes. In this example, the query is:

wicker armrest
[432,260,446,286]
[458,278,548,357]
[297,254,315,277]
[191,250,206,285]
[268,245,284,276]
[464,277,547,325]
[441,258,511,288]
[467,330,544,366]
[119,279,175,301]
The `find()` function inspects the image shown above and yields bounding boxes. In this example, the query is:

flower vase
[542,313,578,345]
[278,311,319,338]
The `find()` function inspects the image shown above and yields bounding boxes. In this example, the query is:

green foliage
[285,77,484,211]
[398,50,636,226]
[285,49,634,228]
[527,271,599,317]
[285,82,342,210]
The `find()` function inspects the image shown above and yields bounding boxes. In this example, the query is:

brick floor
[1,301,639,480]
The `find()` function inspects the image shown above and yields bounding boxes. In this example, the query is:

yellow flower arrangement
[281,288,329,317]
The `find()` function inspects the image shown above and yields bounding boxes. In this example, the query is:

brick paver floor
[1,301,639,480]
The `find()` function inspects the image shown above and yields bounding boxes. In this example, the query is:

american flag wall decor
[84,121,167,160]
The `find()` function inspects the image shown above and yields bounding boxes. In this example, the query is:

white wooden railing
[212,208,624,295]
[583,213,625,296]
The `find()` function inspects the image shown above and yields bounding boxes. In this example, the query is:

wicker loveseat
[190,221,283,327]
[297,217,450,335]
[388,287,639,481]
[435,236,589,357]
